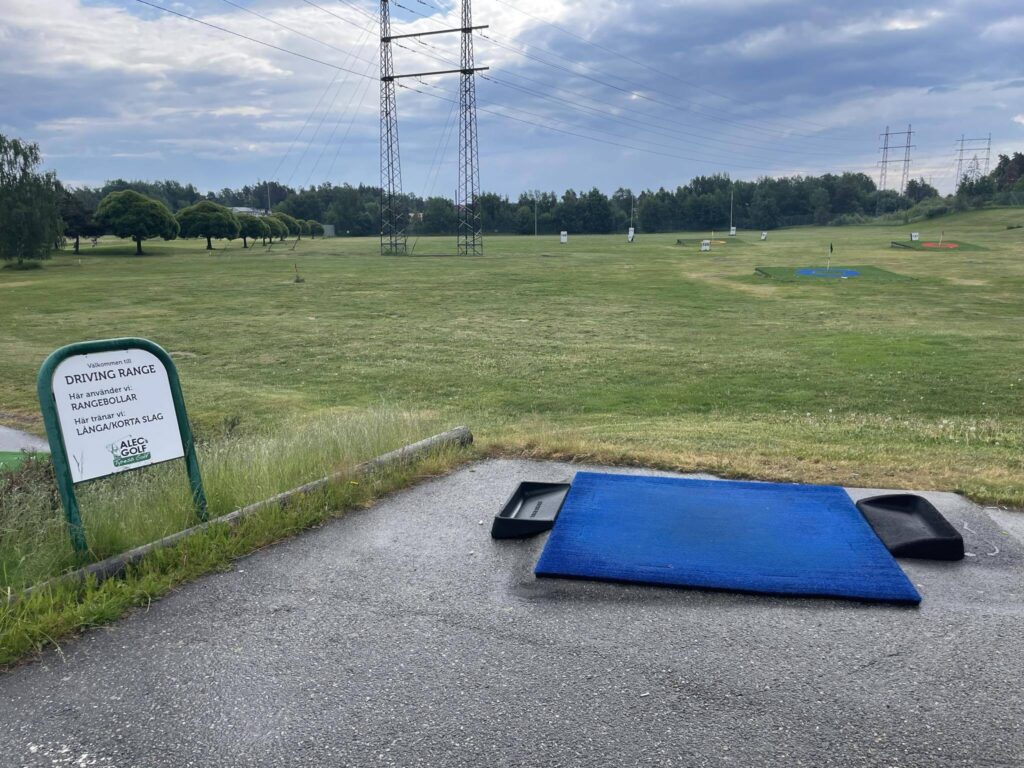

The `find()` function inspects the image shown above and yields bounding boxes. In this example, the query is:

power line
[476,32,850,149]
[285,26,377,185]
[407,35,847,160]
[270,69,344,185]
[296,0,376,32]
[398,81,858,176]
[324,62,380,181]
[410,73,869,173]
[307,54,380,187]
[132,0,378,80]
[214,0,376,65]
[133,0,876,182]
[487,0,854,140]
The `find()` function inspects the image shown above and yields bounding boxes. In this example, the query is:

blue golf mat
[535,472,921,604]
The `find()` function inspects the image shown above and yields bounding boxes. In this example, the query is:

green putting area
[755,265,912,282]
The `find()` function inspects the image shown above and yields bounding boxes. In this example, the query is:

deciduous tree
[0,134,63,266]
[271,212,300,239]
[265,215,288,243]
[237,214,270,248]
[59,189,100,254]
[95,190,178,255]
[176,200,241,250]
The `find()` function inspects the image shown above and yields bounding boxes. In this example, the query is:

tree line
[2,129,1021,265]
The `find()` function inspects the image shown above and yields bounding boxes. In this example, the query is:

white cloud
[1014,115,1024,126]
[981,14,1024,41]
[209,107,271,118]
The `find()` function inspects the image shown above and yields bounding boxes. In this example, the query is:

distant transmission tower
[378,0,487,256]
[877,124,914,195]
[457,0,483,256]
[379,0,406,255]
[899,124,914,196]
[878,126,890,192]
[955,134,992,191]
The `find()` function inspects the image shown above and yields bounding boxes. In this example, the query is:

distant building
[230,207,267,217]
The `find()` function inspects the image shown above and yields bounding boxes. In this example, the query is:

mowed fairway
[2,208,1023,503]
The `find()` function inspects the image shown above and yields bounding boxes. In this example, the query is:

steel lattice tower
[457,0,483,256]
[899,124,914,196]
[877,124,914,195]
[878,126,890,192]
[380,0,406,255]
[950,134,991,191]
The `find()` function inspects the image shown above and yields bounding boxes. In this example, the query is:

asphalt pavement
[1,459,1021,767]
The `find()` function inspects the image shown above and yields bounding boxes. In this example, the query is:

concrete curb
[15,426,473,601]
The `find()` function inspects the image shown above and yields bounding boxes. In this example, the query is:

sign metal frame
[37,337,207,554]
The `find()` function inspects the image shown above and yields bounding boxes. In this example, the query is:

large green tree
[59,189,100,254]
[176,200,240,250]
[95,190,179,255]
[307,220,324,239]
[271,212,300,239]
[265,215,288,243]
[904,178,939,204]
[0,134,63,266]
[237,214,270,248]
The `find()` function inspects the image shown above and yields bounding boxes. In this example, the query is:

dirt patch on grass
[0,281,38,288]
[697,275,778,296]
[947,278,988,286]
[0,411,40,428]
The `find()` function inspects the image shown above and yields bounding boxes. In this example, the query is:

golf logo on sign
[107,435,151,468]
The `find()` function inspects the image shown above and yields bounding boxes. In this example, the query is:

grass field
[2,208,1023,511]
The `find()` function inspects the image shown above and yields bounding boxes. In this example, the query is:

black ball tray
[491,481,571,539]
[855,493,964,561]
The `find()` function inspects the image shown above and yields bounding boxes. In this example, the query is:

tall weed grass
[1,407,444,590]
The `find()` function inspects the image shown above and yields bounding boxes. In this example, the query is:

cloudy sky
[2,0,1022,196]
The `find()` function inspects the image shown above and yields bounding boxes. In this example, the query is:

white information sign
[761,231,768,241]
[560,231,568,244]
[729,226,737,236]
[627,227,635,243]
[700,240,711,252]
[52,348,184,483]
[911,232,920,241]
